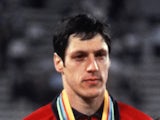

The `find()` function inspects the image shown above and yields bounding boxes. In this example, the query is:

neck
[66,90,104,116]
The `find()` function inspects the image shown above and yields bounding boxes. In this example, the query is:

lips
[83,77,101,85]
[84,78,100,81]
[83,75,101,81]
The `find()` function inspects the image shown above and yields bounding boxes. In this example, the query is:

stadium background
[0,0,160,119]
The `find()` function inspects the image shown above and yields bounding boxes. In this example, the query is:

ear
[53,53,64,73]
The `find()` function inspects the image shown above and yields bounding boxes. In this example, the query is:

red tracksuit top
[23,101,153,120]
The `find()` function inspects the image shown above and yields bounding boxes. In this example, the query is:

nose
[86,56,99,72]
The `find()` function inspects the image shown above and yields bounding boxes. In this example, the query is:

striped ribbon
[56,89,115,120]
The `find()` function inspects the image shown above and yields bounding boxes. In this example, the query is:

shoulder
[118,102,153,120]
[23,103,56,120]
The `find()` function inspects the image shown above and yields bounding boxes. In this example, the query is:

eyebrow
[71,48,108,55]
[71,50,87,57]
[95,48,108,53]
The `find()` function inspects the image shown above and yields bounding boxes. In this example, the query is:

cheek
[100,63,110,79]
[64,64,83,81]
[72,67,84,81]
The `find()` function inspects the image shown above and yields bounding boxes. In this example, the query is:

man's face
[57,34,110,99]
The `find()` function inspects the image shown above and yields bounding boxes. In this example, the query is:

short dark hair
[53,14,111,61]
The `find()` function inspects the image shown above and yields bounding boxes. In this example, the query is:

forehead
[66,34,109,53]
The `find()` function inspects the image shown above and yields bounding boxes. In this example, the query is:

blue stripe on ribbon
[59,95,67,119]
[108,97,115,120]
[57,95,67,120]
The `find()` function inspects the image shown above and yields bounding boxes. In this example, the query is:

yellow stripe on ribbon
[102,90,109,120]
[61,89,110,120]
[62,90,75,120]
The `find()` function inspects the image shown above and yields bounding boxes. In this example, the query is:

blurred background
[0,0,160,119]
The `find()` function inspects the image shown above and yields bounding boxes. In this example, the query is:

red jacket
[23,102,153,120]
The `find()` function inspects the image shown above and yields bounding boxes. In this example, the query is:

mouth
[83,78,101,85]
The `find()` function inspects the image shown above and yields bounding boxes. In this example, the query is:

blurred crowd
[0,0,160,118]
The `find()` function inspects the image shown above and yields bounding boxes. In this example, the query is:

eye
[72,52,87,61]
[95,50,107,59]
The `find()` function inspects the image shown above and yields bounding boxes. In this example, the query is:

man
[24,14,153,120]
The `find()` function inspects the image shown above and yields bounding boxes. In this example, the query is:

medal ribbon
[56,89,114,120]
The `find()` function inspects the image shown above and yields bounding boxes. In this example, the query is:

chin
[83,89,102,99]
